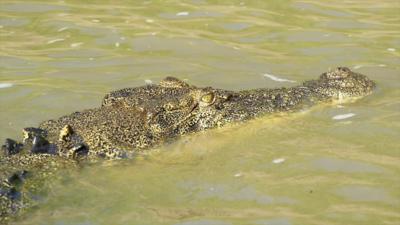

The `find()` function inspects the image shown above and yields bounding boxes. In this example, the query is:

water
[1,0,399,224]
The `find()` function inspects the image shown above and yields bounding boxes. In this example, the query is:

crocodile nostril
[337,67,350,72]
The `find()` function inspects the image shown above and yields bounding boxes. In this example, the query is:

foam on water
[263,73,296,83]
[47,38,65,44]
[176,12,189,16]
[332,113,356,120]
[0,83,13,89]
[70,42,83,48]
[272,158,286,164]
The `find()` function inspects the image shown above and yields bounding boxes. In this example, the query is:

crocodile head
[303,67,376,101]
[102,67,375,136]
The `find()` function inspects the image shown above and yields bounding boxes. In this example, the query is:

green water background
[0,0,399,224]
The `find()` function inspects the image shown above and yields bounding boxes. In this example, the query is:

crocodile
[0,67,375,223]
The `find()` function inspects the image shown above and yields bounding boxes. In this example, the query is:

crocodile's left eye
[200,92,215,105]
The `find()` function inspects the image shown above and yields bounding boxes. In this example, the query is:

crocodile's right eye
[200,92,215,105]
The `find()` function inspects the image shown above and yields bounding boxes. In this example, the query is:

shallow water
[1,0,399,224]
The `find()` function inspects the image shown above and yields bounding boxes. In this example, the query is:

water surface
[1,0,399,224]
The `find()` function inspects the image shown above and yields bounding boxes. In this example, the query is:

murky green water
[1,0,399,224]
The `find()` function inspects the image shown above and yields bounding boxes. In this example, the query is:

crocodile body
[0,67,375,223]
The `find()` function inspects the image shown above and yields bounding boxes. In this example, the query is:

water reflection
[335,185,393,204]
[0,3,69,13]
[311,157,386,173]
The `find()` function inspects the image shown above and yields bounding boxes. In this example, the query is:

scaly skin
[0,67,375,223]
[0,154,76,224]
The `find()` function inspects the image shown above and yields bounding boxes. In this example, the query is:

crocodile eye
[200,92,215,104]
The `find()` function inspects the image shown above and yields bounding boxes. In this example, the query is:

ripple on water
[254,218,292,225]
[174,219,232,225]
[292,2,353,17]
[311,157,386,173]
[95,33,126,46]
[44,20,110,36]
[221,22,251,31]
[159,11,223,19]
[47,49,108,59]
[0,3,69,13]
[0,18,30,27]
[46,56,132,69]
[285,30,349,43]
[0,56,37,69]
[335,185,393,204]
[179,181,295,205]
[320,19,380,29]
[130,36,240,57]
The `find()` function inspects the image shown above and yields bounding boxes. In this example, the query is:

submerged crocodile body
[0,67,375,223]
